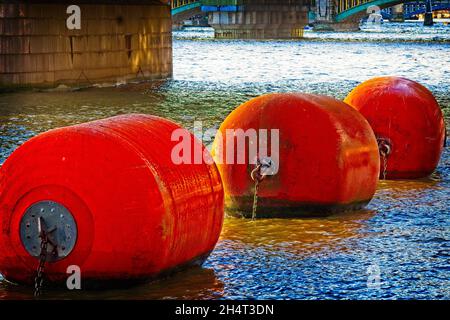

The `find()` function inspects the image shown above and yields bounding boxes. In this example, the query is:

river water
[0,21,449,299]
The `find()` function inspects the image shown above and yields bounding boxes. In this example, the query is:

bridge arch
[336,0,407,22]
[171,1,202,16]
[171,0,203,24]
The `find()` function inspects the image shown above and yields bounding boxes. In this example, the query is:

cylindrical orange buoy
[0,114,224,286]
[212,93,380,218]
[344,76,446,179]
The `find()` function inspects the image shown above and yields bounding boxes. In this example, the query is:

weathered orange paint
[344,77,446,179]
[0,114,224,286]
[212,93,380,218]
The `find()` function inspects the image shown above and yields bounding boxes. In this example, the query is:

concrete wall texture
[0,2,172,88]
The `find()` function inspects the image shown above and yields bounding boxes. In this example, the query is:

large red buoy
[212,93,380,218]
[0,114,224,286]
[344,77,446,179]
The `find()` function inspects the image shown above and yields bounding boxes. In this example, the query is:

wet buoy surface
[344,76,446,179]
[212,93,380,218]
[0,114,224,286]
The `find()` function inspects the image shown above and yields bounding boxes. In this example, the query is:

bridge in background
[382,0,450,20]
[171,1,202,21]
[334,0,406,22]
[171,0,448,34]
[1,0,447,88]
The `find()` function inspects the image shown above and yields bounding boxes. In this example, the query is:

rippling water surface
[0,22,449,299]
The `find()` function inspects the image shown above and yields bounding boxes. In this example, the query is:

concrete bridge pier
[424,0,434,26]
[0,0,172,89]
[312,0,360,31]
[204,1,309,39]
[390,4,405,22]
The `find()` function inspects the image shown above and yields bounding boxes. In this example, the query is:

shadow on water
[0,267,224,300]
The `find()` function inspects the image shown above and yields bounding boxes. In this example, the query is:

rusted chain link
[251,164,263,220]
[377,138,392,180]
[381,156,388,180]
[34,232,48,297]
[250,158,274,220]
[33,217,59,297]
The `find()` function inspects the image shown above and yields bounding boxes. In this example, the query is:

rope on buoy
[377,138,392,180]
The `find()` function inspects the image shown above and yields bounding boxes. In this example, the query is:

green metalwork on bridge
[171,0,245,16]
[171,0,439,22]
[335,0,406,21]
[171,0,201,16]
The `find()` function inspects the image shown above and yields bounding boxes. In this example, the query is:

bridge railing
[337,0,450,16]
[337,0,375,13]
[171,0,199,10]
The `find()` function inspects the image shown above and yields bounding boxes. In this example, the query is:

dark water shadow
[0,266,224,300]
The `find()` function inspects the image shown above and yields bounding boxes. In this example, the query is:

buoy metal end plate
[20,201,77,262]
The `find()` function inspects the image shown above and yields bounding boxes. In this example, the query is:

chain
[34,232,48,297]
[382,155,388,180]
[250,164,264,220]
[250,158,272,220]
[377,138,391,180]
[252,181,260,220]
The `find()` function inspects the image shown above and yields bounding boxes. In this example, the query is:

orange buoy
[0,114,224,286]
[212,93,380,218]
[344,77,446,179]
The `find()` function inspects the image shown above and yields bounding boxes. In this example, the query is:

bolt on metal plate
[20,201,78,262]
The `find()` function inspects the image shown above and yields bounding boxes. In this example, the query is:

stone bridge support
[424,0,434,26]
[204,1,310,39]
[0,0,172,88]
[391,4,405,22]
[313,0,360,31]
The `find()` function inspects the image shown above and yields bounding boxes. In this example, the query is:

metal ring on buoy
[251,164,263,182]
[377,138,392,158]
